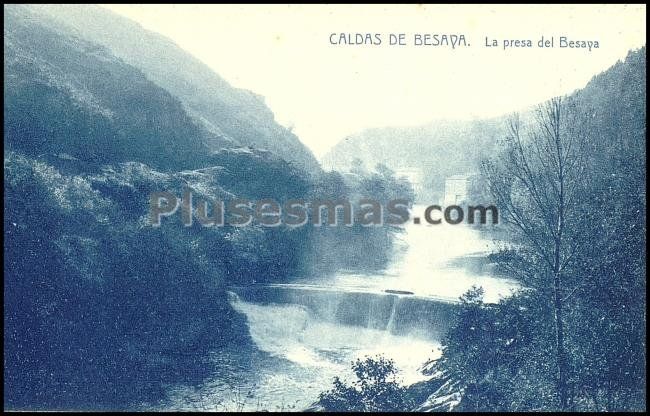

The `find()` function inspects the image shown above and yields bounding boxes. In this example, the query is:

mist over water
[331,205,519,303]
[163,205,519,411]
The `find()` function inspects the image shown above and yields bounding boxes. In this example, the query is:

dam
[229,283,459,341]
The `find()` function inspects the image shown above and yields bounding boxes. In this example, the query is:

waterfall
[231,284,458,341]
[228,288,442,384]
[385,295,402,334]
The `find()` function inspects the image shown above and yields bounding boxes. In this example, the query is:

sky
[103,4,646,158]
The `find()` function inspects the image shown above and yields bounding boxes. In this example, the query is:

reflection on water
[162,205,518,411]
[329,210,518,303]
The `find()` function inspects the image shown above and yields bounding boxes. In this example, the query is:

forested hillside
[3,5,412,409]
[23,4,320,173]
[424,47,646,412]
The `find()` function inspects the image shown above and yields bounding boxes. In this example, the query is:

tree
[437,286,550,411]
[482,97,587,409]
[318,355,416,412]
[435,49,646,412]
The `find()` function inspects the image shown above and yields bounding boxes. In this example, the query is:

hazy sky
[103,4,645,158]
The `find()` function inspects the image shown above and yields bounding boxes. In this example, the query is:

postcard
[3,4,646,412]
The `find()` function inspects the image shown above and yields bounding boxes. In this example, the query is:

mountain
[3,5,314,409]
[4,5,410,409]
[322,47,646,202]
[21,4,320,173]
[322,117,507,201]
[4,5,216,172]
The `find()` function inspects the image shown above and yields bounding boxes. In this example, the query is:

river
[160,206,519,411]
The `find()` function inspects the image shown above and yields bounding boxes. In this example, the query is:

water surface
[162,206,518,411]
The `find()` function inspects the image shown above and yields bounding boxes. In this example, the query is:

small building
[395,168,423,196]
[443,174,472,205]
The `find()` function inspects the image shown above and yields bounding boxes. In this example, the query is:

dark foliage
[319,356,416,412]
[436,47,646,412]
